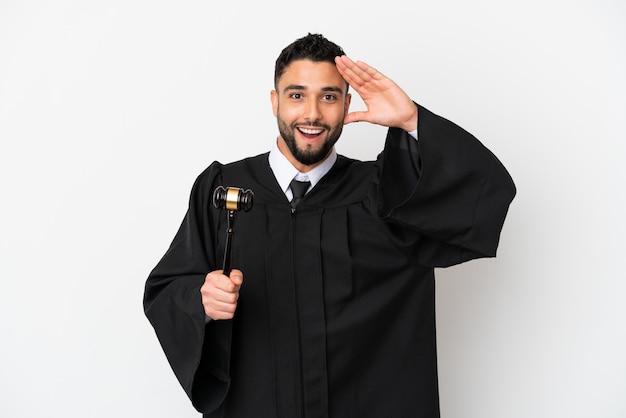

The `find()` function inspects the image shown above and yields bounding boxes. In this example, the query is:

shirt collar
[268,138,337,197]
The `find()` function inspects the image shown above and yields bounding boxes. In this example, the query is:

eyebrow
[282,84,345,94]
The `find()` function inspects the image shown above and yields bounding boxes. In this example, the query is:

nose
[304,99,322,122]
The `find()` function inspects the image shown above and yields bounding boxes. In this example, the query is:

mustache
[291,122,331,130]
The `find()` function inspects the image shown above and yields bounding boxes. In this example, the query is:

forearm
[377,104,516,259]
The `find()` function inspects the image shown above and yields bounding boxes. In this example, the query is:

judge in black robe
[143,107,515,417]
[144,38,516,417]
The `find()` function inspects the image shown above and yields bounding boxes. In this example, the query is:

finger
[205,270,240,293]
[205,300,238,320]
[335,55,355,72]
[336,57,360,87]
[343,110,370,125]
[201,283,239,314]
[228,269,244,287]
[335,55,364,87]
[203,287,239,305]
[336,56,380,89]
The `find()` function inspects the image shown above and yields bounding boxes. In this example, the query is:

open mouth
[297,126,325,141]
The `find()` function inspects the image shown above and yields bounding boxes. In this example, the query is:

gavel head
[212,186,254,212]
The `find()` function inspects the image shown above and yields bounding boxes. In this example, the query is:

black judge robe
[143,105,516,418]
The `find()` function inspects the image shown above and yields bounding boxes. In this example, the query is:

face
[271,59,351,171]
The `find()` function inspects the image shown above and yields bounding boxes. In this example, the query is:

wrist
[400,106,418,133]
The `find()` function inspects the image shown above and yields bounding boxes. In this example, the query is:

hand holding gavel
[201,268,243,320]
[201,186,253,320]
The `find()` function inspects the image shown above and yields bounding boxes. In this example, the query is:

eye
[290,93,303,100]
[322,94,337,102]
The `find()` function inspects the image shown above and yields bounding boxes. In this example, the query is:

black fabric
[144,104,516,418]
[290,179,311,208]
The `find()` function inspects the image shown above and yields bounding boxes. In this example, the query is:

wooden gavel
[212,186,254,276]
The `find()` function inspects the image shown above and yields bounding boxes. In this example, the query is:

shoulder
[195,153,273,196]
[196,153,269,181]
[222,152,270,173]
[332,153,379,180]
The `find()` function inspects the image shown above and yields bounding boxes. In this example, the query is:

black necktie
[290,179,310,208]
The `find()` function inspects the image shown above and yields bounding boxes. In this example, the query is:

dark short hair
[274,33,346,89]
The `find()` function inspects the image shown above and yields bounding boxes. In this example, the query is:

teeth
[299,127,323,135]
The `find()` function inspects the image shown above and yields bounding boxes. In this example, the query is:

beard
[277,117,344,166]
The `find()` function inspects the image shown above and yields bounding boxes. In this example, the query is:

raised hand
[335,55,418,133]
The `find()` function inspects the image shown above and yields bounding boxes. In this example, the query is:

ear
[270,90,279,117]
[344,92,352,114]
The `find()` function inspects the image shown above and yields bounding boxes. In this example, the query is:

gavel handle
[222,210,236,276]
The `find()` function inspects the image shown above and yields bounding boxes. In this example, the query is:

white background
[1,1,624,417]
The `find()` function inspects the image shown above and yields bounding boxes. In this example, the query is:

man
[144,33,516,417]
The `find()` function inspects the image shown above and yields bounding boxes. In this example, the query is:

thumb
[229,269,243,286]
[344,110,369,125]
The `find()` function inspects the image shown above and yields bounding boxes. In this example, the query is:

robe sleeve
[378,104,516,267]
[143,161,233,413]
